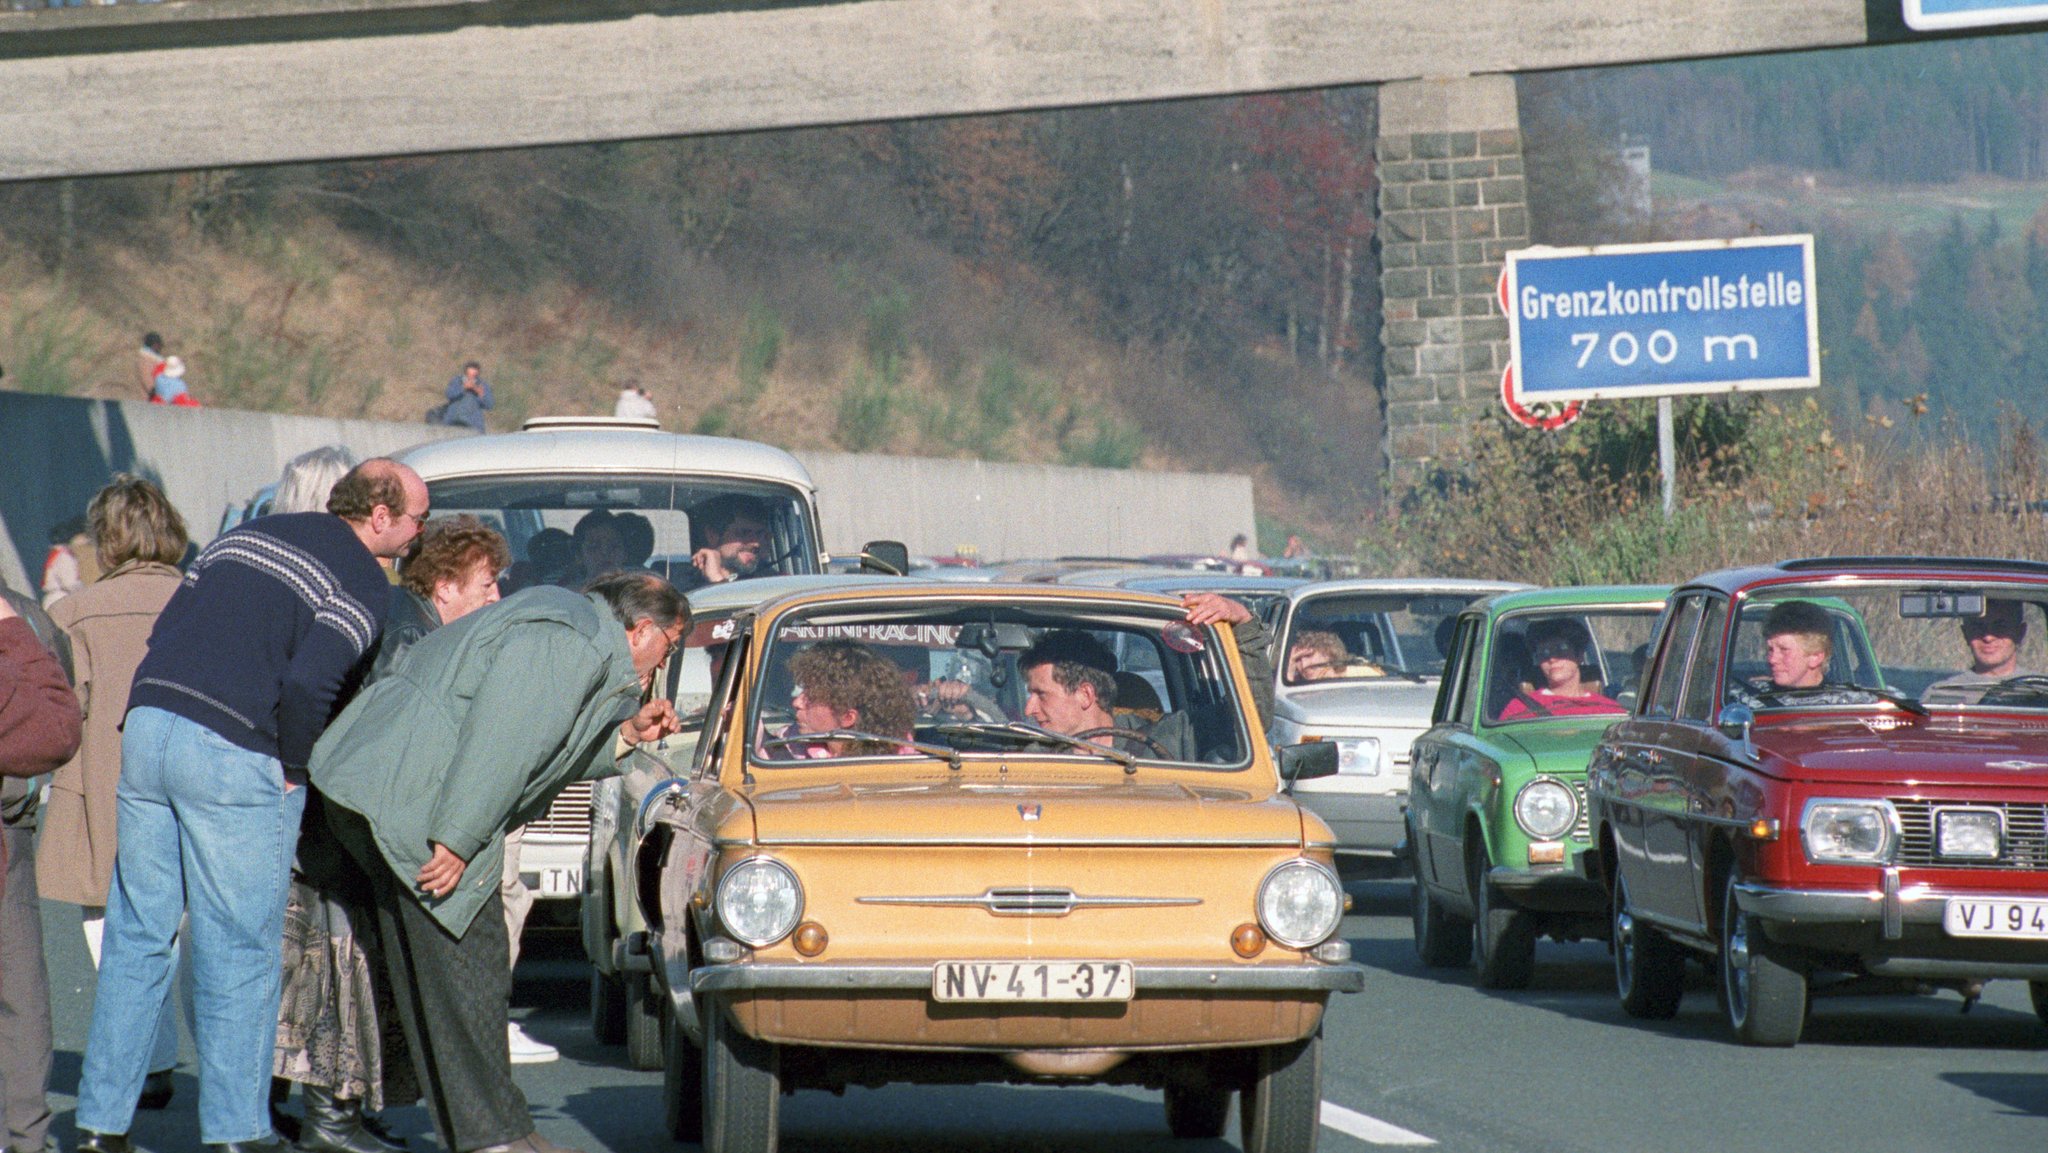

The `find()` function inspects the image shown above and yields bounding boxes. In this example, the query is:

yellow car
[633,582,1364,1153]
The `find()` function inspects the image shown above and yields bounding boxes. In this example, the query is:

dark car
[1589,558,2048,1046]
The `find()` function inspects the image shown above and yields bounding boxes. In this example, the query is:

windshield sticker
[711,619,737,640]
[1161,620,1206,654]
[778,622,964,645]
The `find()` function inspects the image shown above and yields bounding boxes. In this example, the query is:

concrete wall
[0,392,1256,591]
[794,451,1254,563]
[0,391,465,592]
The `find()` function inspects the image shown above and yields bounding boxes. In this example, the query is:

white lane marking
[1321,1100,1436,1146]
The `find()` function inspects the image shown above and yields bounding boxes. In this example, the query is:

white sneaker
[507,1021,559,1064]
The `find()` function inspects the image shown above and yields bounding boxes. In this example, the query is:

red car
[1588,557,2048,1046]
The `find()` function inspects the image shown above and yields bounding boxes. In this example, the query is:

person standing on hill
[438,361,494,433]
[71,458,428,1153]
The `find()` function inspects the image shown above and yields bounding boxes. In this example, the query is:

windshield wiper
[930,721,1138,772]
[760,730,962,770]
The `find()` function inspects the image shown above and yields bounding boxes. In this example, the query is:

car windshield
[417,473,817,594]
[1484,606,1663,725]
[747,602,1254,768]
[1732,580,2048,711]
[1283,591,1483,684]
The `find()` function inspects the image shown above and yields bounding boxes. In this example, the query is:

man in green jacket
[309,571,683,1153]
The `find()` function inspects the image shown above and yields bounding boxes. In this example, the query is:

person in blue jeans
[72,458,428,1153]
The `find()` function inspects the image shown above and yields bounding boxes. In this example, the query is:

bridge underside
[0,0,1949,183]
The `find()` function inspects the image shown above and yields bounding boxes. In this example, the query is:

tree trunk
[1334,236,1356,376]
[1317,243,1332,367]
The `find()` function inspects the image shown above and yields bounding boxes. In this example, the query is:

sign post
[1502,234,1820,516]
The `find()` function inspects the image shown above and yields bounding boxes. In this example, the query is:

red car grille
[524,781,594,838]
[1892,799,2048,871]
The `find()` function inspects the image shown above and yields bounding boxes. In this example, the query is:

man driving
[687,496,772,587]
[1926,598,2038,702]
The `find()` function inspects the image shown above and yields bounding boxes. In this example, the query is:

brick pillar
[1377,76,1530,483]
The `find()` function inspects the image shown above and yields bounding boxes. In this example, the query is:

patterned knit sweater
[128,513,386,768]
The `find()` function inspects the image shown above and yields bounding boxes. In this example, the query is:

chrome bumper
[691,961,1367,996]
[1733,873,2048,978]
[1732,873,1995,938]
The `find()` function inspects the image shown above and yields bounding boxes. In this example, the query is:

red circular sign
[1500,363,1582,431]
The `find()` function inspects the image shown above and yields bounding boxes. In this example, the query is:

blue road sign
[1904,1,2048,31]
[1504,235,1818,403]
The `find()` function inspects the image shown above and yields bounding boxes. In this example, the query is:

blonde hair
[273,445,359,515]
[89,475,188,568]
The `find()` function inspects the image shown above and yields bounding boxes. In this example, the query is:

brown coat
[37,562,181,906]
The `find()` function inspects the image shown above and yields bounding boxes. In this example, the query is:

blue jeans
[76,708,305,1144]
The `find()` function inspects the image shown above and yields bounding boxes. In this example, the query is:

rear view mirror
[1278,741,1339,783]
[1900,591,1985,619]
[860,539,911,576]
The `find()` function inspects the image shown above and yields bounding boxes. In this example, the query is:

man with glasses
[1927,599,2039,703]
[75,459,428,1153]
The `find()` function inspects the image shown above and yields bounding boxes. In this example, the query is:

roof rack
[519,415,661,432]
[1776,556,2048,576]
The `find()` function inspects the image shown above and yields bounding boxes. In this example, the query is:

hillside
[0,102,1384,555]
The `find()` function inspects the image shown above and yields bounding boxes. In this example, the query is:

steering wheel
[1978,674,2048,706]
[1071,726,1171,758]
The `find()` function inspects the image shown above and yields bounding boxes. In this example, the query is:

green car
[1407,586,1671,988]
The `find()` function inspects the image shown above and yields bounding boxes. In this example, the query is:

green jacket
[310,586,642,935]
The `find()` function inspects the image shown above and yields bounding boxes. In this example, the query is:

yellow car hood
[738,768,1307,848]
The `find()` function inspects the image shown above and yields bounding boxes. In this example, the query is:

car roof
[1677,557,2048,597]
[1473,584,1673,616]
[393,426,816,492]
[1056,566,1308,594]
[746,581,1191,622]
[680,573,918,615]
[1284,577,1532,605]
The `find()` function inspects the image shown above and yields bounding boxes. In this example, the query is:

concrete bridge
[6,0,2041,475]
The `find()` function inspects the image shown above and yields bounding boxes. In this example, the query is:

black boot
[296,1087,399,1153]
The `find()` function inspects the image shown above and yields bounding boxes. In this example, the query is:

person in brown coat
[37,475,190,1108]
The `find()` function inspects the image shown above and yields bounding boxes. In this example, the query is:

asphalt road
[34,883,2048,1153]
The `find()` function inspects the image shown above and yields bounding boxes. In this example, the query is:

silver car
[1268,579,1528,875]
[394,416,829,922]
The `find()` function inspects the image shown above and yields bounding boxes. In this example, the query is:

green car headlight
[1513,778,1577,841]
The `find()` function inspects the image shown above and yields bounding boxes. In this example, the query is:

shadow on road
[1942,1072,2048,1117]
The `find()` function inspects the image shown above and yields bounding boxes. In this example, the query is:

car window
[1482,607,1662,725]
[1445,618,1481,726]
[1677,598,1728,721]
[1644,596,1704,719]
[748,603,1254,767]
[415,473,818,595]
[1282,591,1482,684]
[1726,581,2048,710]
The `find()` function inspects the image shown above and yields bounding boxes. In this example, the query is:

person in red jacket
[0,596,80,778]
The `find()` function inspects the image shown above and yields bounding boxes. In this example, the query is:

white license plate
[932,961,1134,1002]
[537,867,582,898]
[1943,897,2048,939]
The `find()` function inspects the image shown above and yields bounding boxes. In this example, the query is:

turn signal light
[793,922,829,957]
[1231,923,1267,958]
[1748,819,1780,841]
[1527,842,1566,865]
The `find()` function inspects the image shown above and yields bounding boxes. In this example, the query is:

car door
[1616,595,1706,932]
[1667,595,1730,936]
[1412,612,1482,897]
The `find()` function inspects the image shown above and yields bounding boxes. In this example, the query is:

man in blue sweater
[74,458,428,1153]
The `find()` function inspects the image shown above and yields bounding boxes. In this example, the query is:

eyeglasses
[391,506,430,528]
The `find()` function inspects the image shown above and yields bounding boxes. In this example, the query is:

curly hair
[401,515,511,600]
[89,474,187,568]
[788,639,915,754]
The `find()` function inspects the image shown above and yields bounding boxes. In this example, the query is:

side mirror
[1278,741,1340,783]
[859,539,911,576]
[1717,703,1754,745]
